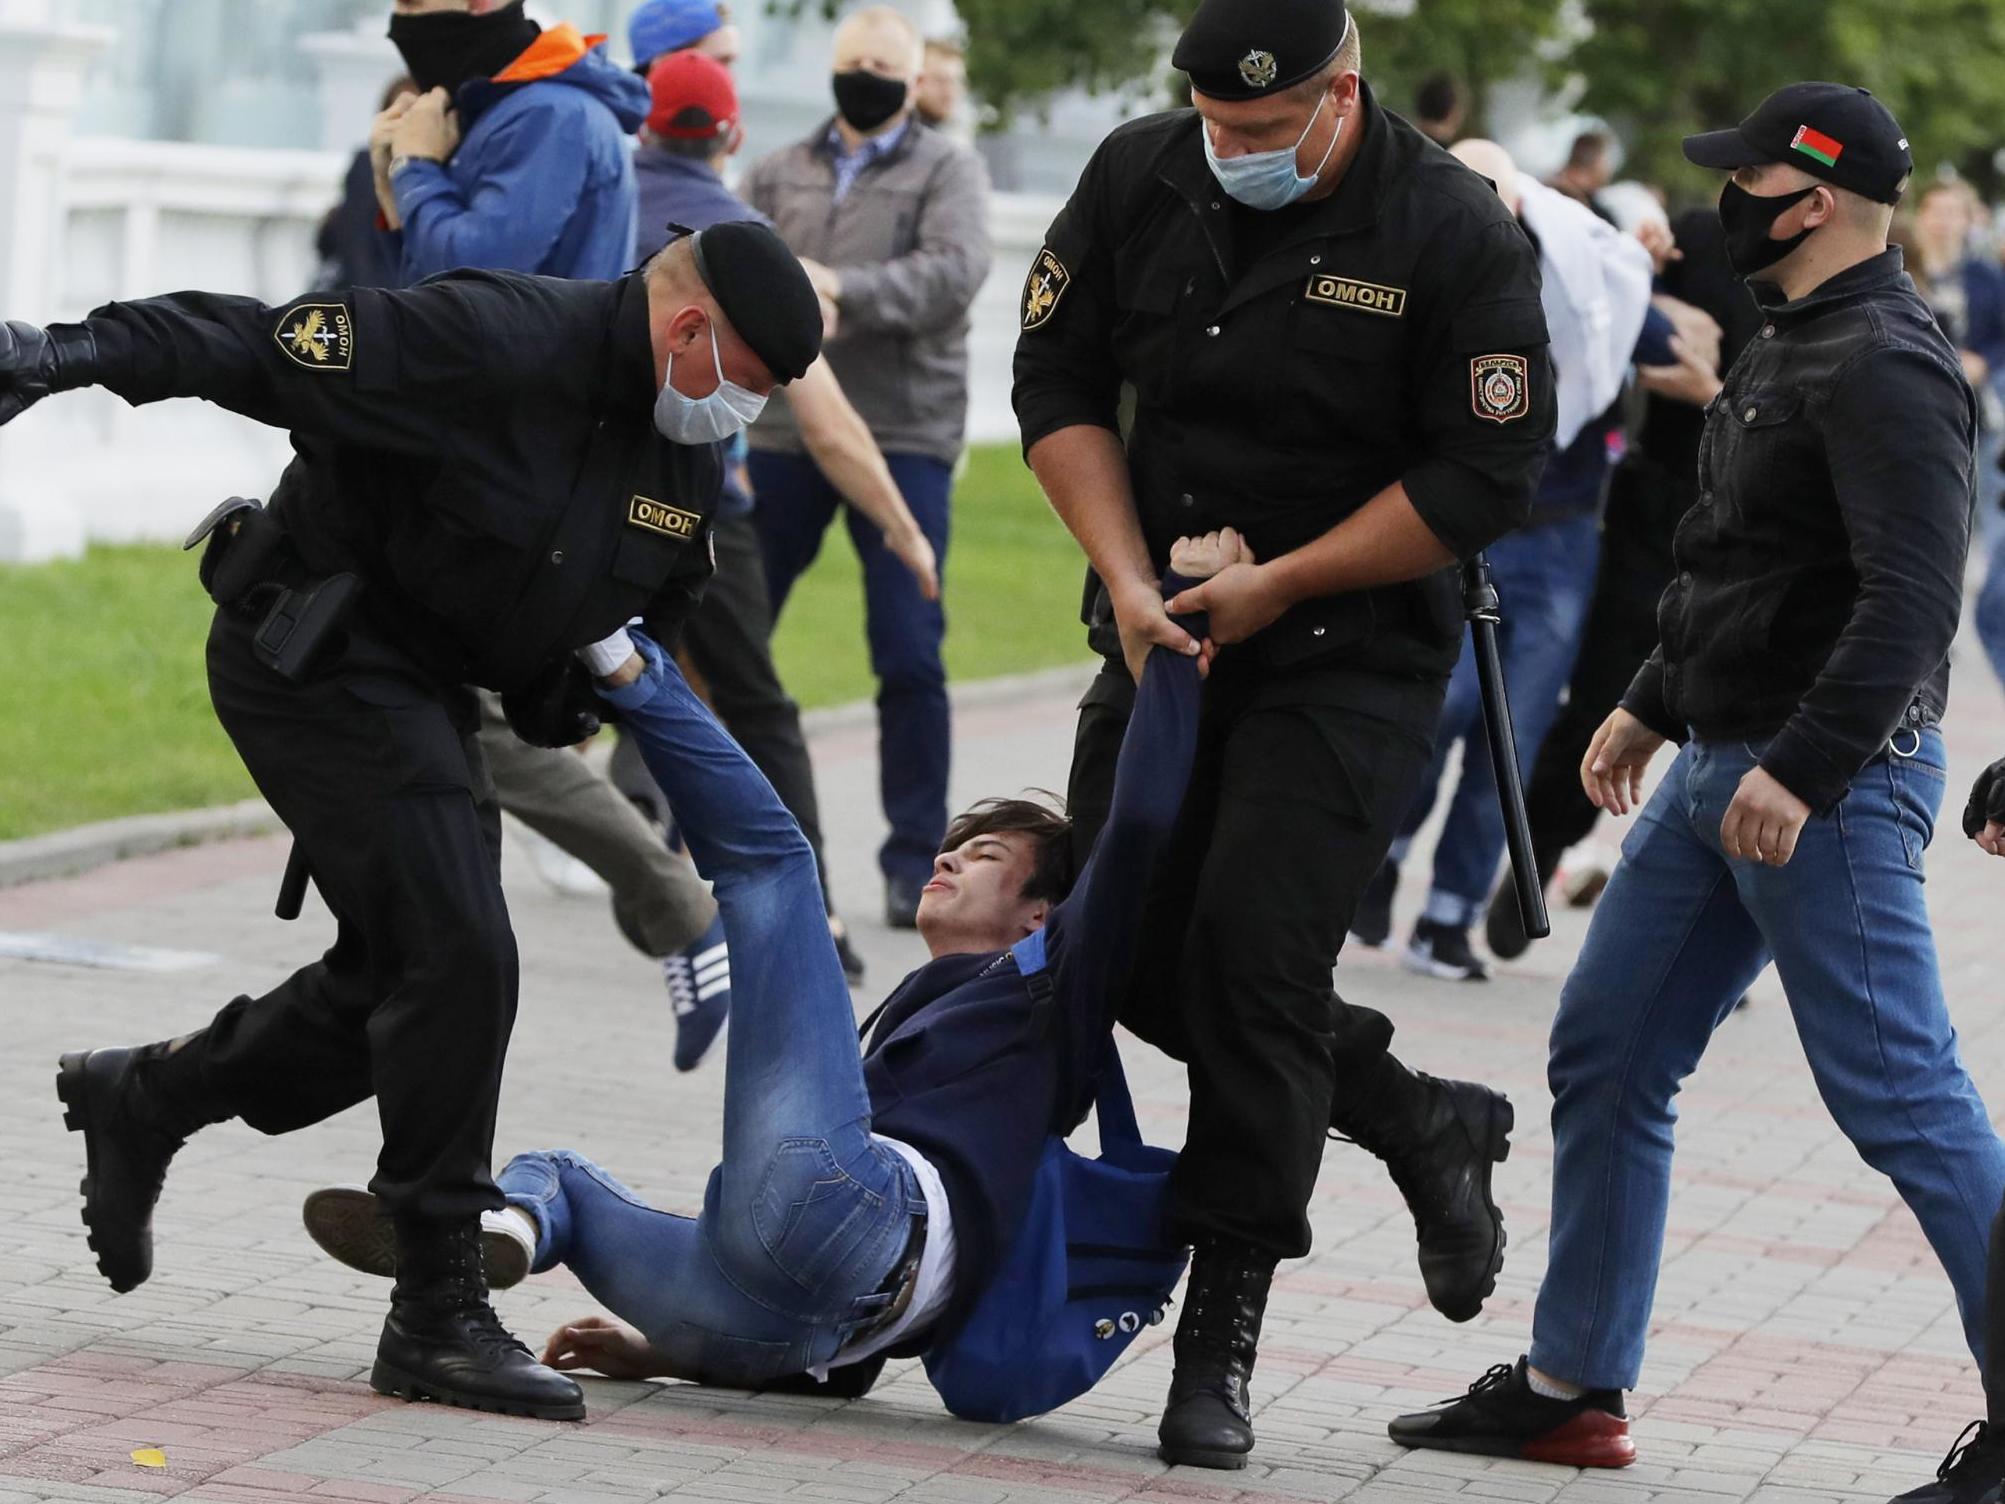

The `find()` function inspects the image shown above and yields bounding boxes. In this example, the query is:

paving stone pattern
[4,670,2005,1503]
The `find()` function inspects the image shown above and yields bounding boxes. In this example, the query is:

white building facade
[0,0,1109,562]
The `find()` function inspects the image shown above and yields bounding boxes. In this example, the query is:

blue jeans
[748,449,953,887]
[1393,511,1602,926]
[500,639,919,1385]
[1974,426,2005,690]
[1531,731,2005,1390]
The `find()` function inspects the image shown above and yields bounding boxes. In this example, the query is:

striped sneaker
[665,915,731,1072]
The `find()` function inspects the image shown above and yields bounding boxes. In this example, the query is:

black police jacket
[1013,83,1556,677]
[1621,249,1976,814]
[76,269,721,693]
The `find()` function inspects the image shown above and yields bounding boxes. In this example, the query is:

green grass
[0,443,1091,842]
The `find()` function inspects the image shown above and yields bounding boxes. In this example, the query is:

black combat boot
[56,1032,227,1294]
[1157,1237,1275,1470]
[373,1215,585,1421]
[1332,1057,1512,1322]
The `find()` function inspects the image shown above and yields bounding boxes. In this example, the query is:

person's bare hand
[541,1315,660,1379]
[369,92,417,170]
[886,524,940,600]
[1169,527,1256,581]
[1634,218,1680,273]
[1719,765,1810,866]
[1637,336,1724,409]
[390,87,460,166]
[1109,576,1199,686]
[1581,708,1666,816]
[1652,294,1722,372]
[1963,349,1991,387]
[1164,561,1288,645]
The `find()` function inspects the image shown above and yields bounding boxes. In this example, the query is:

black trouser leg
[674,508,836,912]
[1521,476,1681,879]
[1067,661,1435,1257]
[198,609,516,1223]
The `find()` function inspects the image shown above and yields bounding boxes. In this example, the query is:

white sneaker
[302,1185,535,1290]
[514,826,609,898]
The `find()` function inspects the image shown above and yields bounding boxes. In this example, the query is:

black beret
[681,219,822,383]
[1173,0,1348,101]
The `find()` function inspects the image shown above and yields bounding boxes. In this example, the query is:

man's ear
[1804,185,1840,231]
[1020,901,1050,937]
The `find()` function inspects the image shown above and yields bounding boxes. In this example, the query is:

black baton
[275,842,311,922]
[1462,554,1550,941]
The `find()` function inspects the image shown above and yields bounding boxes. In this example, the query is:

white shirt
[808,1134,958,1379]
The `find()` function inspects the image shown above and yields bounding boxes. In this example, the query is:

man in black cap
[1014,0,1556,1470]
[1390,83,2005,1470]
[0,219,822,1421]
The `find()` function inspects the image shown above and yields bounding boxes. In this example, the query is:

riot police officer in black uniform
[0,222,821,1421]
[1013,0,1556,1469]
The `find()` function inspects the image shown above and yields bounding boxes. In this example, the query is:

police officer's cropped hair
[938,796,1077,905]
[645,235,706,302]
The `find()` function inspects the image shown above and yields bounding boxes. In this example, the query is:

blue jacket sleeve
[394,104,589,280]
[1965,261,2005,380]
[1038,575,1204,1102]
[1632,304,1678,369]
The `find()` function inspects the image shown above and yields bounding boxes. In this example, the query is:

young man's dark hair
[1566,130,1611,172]
[1414,72,1461,139]
[940,796,1076,903]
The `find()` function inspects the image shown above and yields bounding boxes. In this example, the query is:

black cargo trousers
[188,603,517,1224]
[1066,650,1444,1259]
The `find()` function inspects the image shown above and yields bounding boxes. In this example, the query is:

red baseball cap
[647,49,738,140]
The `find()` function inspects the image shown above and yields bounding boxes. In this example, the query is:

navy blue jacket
[860,586,1203,1342]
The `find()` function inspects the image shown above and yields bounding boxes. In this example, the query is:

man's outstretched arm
[0,277,527,453]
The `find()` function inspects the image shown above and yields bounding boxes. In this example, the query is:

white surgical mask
[1203,90,1343,213]
[653,319,767,444]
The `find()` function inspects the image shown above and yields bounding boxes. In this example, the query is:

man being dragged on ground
[303,532,1250,1397]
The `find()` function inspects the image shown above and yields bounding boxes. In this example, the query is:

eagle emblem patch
[275,303,353,372]
[1021,247,1071,331]
[1470,354,1530,424]
[1238,49,1278,89]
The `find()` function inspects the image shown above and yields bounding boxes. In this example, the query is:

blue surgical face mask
[1203,90,1343,212]
[653,318,767,445]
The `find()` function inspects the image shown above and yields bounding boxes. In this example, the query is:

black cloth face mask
[1717,180,1819,280]
[388,2,541,95]
[832,69,908,133]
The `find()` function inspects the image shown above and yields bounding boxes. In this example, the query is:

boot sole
[56,1051,144,1295]
[1392,1409,1634,1468]
[303,1187,530,1291]
[369,1359,585,1422]
[1157,1441,1250,1470]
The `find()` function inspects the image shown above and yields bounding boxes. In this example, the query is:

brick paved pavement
[5,663,2005,1504]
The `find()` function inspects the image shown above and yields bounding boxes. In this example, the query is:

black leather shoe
[56,1043,214,1294]
[1890,1421,2005,1503]
[1350,858,1398,948]
[885,875,925,931]
[373,1218,584,1421]
[1158,1238,1275,1470]
[1341,1067,1512,1322]
[1485,881,1532,960]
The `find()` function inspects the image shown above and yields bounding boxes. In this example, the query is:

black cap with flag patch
[1173,0,1349,101]
[1683,82,1912,205]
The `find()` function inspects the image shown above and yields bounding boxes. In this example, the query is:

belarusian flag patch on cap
[1791,124,1844,167]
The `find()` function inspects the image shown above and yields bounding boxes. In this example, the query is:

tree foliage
[928,0,2005,197]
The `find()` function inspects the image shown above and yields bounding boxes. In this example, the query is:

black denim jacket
[1621,248,1976,813]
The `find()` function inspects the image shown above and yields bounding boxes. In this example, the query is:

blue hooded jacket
[390,25,648,283]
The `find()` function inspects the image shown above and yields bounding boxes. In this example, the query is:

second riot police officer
[1013,0,1557,1469]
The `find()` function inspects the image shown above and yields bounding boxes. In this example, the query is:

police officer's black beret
[681,219,822,383]
[1173,0,1349,101]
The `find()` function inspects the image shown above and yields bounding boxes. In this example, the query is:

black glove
[1962,757,2005,840]
[0,319,96,426]
[501,658,603,749]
